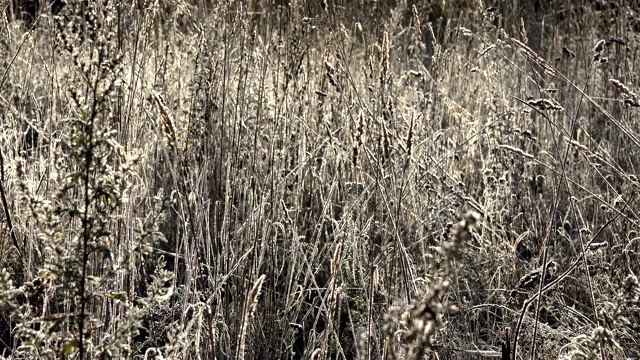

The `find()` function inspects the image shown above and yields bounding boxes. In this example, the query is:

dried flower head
[512,38,557,77]
[609,37,626,46]
[621,274,640,303]
[610,79,640,107]
[380,31,390,85]
[594,39,607,53]
[562,46,576,58]
[352,111,366,166]
[412,5,421,35]
[152,91,177,150]
[519,18,528,45]
[589,241,608,251]
[593,39,609,62]
[527,98,564,111]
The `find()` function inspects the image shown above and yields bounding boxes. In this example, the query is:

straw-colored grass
[1,1,639,359]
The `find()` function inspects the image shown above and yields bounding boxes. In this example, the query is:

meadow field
[1,0,639,359]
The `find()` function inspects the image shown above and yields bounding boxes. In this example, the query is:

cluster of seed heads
[609,79,640,107]
[593,38,626,63]
[527,98,564,111]
[512,38,557,77]
[510,261,558,299]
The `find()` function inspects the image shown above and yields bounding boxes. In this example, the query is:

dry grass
[0,0,639,359]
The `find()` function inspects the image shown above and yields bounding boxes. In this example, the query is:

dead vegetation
[0,0,639,359]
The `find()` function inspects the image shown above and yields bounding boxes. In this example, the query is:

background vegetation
[1,0,639,359]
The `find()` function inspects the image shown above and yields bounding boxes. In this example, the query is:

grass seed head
[412,5,421,35]
[519,17,528,45]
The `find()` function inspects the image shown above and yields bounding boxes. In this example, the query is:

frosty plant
[0,2,173,358]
